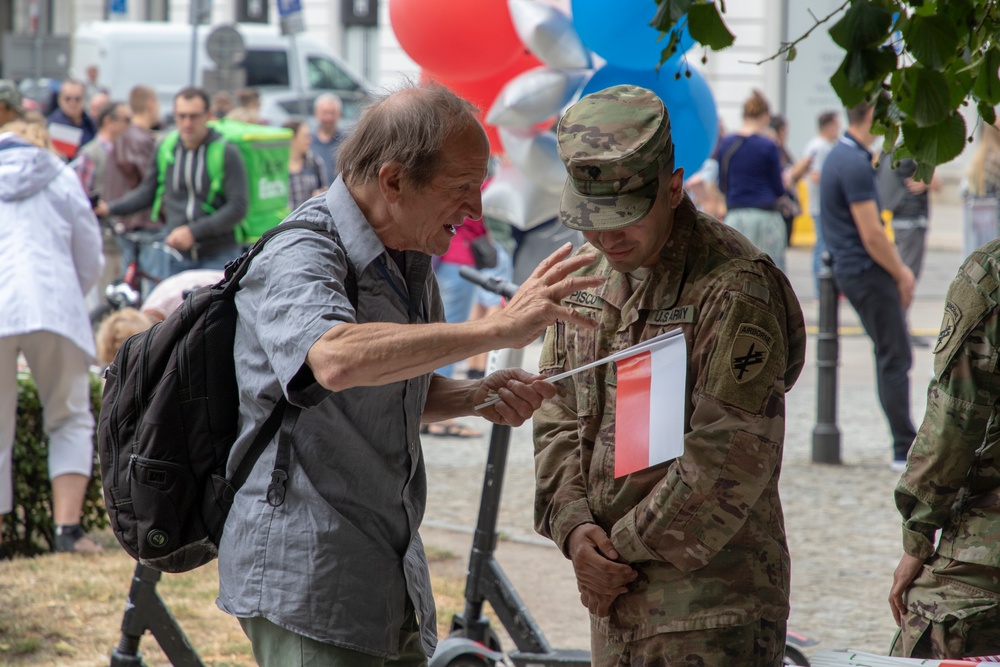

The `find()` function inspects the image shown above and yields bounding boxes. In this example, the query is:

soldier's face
[583,168,685,273]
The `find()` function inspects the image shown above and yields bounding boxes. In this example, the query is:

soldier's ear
[668,168,685,208]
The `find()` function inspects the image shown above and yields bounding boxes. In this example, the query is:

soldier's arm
[534,321,596,555]
[189,143,249,240]
[895,262,1000,560]
[609,271,795,572]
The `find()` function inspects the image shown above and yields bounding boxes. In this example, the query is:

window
[244,50,289,87]
[306,56,360,92]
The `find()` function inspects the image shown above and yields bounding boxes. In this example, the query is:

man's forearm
[861,230,907,279]
[109,175,157,217]
[306,317,515,393]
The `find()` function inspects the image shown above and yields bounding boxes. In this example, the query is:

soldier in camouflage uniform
[533,84,806,666]
[889,239,1000,659]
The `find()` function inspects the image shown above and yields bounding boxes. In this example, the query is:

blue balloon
[572,0,695,70]
[580,64,718,176]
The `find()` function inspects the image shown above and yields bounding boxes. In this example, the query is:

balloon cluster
[389,0,720,230]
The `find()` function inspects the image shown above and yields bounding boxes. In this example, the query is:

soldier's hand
[566,524,636,597]
[473,368,557,427]
[490,243,603,349]
[889,552,924,626]
[579,584,618,617]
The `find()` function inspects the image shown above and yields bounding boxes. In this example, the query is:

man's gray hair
[314,92,342,111]
[337,83,481,189]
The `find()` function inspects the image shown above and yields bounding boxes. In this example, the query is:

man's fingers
[527,243,576,282]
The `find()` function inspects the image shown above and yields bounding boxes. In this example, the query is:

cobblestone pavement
[420,240,965,660]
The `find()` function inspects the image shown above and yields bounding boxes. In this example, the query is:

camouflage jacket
[533,197,806,641]
[896,240,1000,567]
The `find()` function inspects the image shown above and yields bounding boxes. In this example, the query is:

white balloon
[508,0,592,70]
[487,67,588,128]
[498,127,566,194]
[483,163,563,231]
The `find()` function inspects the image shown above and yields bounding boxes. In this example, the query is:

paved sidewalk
[421,240,966,659]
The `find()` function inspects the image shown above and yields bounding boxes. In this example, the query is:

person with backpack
[215,83,601,665]
[95,86,248,278]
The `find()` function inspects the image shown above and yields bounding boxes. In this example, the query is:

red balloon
[390,0,525,82]
[425,51,543,154]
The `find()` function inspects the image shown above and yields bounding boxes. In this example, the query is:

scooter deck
[509,648,591,666]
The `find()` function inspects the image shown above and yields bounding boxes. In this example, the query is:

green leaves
[903,14,959,68]
[686,2,734,50]
[651,0,995,176]
[894,66,952,127]
[829,1,894,50]
[973,46,1000,105]
[901,112,967,166]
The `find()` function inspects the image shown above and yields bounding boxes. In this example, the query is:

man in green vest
[96,86,248,278]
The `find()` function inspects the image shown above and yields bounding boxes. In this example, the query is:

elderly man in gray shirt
[216,84,601,666]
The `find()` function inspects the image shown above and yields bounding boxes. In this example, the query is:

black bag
[97,219,355,573]
[469,234,498,269]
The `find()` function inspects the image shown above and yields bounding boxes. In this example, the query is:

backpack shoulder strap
[201,137,227,214]
[226,218,357,501]
[150,131,180,222]
[719,135,748,196]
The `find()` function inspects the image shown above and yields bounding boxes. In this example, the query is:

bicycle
[88,224,183,325]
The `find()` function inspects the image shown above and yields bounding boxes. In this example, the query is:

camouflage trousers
[591,618,787,667]
[890,555,1000,659]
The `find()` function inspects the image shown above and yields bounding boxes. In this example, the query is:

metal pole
[288,33,308,117]
[812,252,841,464]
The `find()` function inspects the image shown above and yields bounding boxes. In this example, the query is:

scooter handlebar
[458,265,519,300]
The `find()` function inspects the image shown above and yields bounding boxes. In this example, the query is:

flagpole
[474,329,684,412]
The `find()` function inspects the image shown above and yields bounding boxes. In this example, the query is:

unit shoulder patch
[933,302,962,354]
[729,323,773,384]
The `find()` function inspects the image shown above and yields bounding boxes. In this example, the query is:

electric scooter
[429,267,818,667]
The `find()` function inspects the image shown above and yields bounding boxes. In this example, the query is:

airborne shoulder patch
[933,302,962,354]
[730,323,773,384]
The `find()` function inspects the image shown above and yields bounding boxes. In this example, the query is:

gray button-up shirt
[217,178,443,658]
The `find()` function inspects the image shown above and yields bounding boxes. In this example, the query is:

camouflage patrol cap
[557,84,674,231]
[0,80,24,116]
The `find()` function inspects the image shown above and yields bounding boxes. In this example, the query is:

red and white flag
[49,123,83,159]
[614,330,687,478]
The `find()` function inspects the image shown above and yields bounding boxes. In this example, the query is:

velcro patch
[564,290,604,308]
[649,305,697,326]
[933,302,961,354]
[730,323,773,384]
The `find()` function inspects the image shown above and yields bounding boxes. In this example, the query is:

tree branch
[747,0,850,65]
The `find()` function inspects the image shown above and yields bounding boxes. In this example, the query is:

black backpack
[97,220,355,573]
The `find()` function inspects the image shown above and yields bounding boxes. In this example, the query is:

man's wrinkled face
[59,83,85,120]
[395,124,490,256]
[581,168,685,274]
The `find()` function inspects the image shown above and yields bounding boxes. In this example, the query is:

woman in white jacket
[0,119,105,553]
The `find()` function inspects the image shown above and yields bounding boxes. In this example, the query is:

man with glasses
[46,79,96,160]
[96,86,248,278]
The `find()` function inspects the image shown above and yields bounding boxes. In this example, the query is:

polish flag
[49,123,83,159]
[614,330,686,478]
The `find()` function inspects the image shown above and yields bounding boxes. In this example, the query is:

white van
[71,21,371,124]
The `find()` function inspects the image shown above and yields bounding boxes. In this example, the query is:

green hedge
[1,373,108,558]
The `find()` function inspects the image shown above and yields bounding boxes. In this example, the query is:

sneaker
[54,524,103,554]
[890,459,907,473]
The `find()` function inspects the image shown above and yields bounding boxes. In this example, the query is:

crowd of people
[5,63,1000,665]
